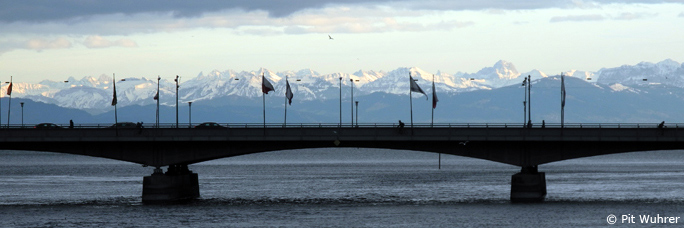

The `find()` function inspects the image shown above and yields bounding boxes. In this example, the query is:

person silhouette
[398,120,405,134]
[69,120,74,129]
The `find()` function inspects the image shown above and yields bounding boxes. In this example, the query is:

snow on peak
[461,60,522,87]
[10,59,684,112]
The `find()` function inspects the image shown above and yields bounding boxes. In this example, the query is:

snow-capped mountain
[2,59,683,114]
[460,60,523,88]
[596,59,684,86]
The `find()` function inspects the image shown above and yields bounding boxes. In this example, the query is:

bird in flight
[328,35,334,40]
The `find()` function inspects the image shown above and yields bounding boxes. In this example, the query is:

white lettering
[638,214,680,224]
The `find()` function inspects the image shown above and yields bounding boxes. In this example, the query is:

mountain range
[2,59,684,125]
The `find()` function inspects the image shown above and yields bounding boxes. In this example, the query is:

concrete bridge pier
[510,166,546,203]
[142,164,200,203]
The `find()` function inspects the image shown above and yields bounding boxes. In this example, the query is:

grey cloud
[550,14,606,22]
[83,36,138,48]
[3,0,681,23]
[0,0,372,22]
[613,12,657,20]
[0,37,72,54]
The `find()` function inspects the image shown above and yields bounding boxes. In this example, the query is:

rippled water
[1,149,683,227]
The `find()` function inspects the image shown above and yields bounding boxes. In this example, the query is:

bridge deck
[1,124,682,167]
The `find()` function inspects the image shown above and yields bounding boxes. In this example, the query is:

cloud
[0,0,374,22]
[570,0,602,9]
[0,37,73,54]
[1,5,475,36]
[550,14,606,22]
[613,12,657,20]
[25,38,72,51]
[679,12,684,17]
[83,36,138,48]
[2,0,680,23]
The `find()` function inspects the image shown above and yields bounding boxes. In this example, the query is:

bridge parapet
[0,125,681,142]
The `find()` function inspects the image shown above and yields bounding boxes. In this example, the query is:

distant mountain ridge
[2,59,682,115]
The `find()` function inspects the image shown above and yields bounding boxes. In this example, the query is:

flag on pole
[153,91,159,100]
[561,73,566,108]
[6,83,12,95]
[262,75,275,94]
[409,75,427,100]
[432,80,438,109]
[285,79,293,105]
[111,79,117,106]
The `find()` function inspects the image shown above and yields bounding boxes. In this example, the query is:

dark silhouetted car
[109,122,137,128]
[195,122,225,128]
[34,123,62,129]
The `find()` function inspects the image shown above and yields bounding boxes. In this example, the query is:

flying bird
[459,141,469,146]
[328,35,334,40]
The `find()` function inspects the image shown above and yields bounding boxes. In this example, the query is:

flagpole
[409,73,413,128]
[263,73,266,128]
[284,76,288,126]
[156,76,160,128]
[433,74,440,169]
[561,73,565,128]
[113,73,118,135]
[0,78,3,128]
[6,76,12,127]
[339,77,342,127]
[431,74,434,127]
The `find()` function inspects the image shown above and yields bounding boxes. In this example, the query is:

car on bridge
[34,123,62,129]
[194,122,225,128]
[109,122,137,128]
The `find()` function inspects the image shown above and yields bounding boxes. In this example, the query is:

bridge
[1,123,682,203]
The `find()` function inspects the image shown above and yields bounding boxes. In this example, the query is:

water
[1,149,683,227]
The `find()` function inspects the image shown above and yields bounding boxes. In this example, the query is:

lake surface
[1,149,683,227]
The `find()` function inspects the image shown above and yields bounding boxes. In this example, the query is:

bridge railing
[2,122,677,129]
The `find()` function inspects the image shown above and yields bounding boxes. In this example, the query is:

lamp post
[0,81,6,128]
[232,78,239,124]
[188,101,192,128]
[522,78,527,125]
[175,75,180,128]
[350,79,359,126]
[527,75,531,128]
[20,102,24,128]
[355,101,359,127]
[339,76,342,127]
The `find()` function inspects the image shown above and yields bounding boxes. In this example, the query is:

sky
[1,0,683,83]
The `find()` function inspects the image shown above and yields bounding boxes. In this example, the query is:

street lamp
[188,101,192,128]
[350,79,359,126]
[355,101,359,127]
[528,75,531,128]
[175,75,180,128]
[0,81,7,127]
[20,102,24,128]
[339,76,342,127]
[522,78,527,125]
